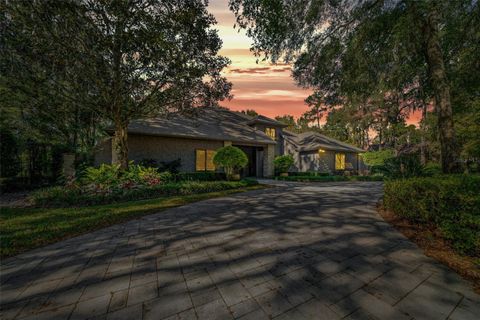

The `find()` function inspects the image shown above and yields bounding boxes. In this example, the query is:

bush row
[33,179,258,207]
[384,175,480,256]
[275,175,384,182]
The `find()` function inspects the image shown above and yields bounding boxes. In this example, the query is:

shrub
[158,158,181,173]
[213,146,248,179]
[174,172,226,181]
[361,149,394,172]
[384,175,480,256]
[274,155,294,174]
[32,179,258,207]
[377,154,424,179]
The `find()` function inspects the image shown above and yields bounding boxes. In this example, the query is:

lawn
[0,184,266,258]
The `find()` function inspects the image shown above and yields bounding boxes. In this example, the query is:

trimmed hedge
[384,175,480,256]
[173,172,226,181]
[275,175,383,182]
[33,179,258,207]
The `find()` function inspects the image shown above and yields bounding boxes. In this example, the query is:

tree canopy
[2,0,232,169]
[230,0,480,173]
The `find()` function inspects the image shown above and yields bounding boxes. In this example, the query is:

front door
[234,145,257,177]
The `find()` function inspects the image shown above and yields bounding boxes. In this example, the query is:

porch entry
[233,145,264,177]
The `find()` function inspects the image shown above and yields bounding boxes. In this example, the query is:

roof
[125,107,276,145]
[282,130,364,153]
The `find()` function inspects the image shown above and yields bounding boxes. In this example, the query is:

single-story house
[94,107,365,177]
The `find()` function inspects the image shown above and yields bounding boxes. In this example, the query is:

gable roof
[126,107,276,145]
[282,130,364,153]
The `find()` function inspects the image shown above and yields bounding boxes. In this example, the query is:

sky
[209,0,312,120]
[209,0,421,125]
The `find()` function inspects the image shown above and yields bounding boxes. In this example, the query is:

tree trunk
[424,7,459,173]
[420,102,427,166]
[112,121,129,169]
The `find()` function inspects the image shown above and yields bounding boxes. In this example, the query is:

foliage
[275,175,383,182]
[174,172,226,182]
[2,0,232,169]
[138,158,158,168]
[240,109,259,117]
[361,150,395,167]
[274,155,294,173]
[212,146,248,178]
[0,128,21,178]
[32,179,258,207]
[287,171,330,177]
[159,158,182,174]
[377,154,424,179]
[384,175,480,256]
[1,184,265,257]
[230,0,480,173]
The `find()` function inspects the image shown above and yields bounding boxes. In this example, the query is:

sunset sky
[209,0,312,120]
[209,0,420,125]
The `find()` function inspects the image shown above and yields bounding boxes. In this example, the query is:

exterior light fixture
[318,149,326,154]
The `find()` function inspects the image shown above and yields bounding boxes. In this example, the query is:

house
[94,107,365,177]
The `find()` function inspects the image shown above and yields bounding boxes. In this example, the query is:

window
[196,149,216,171]
[335,153,346,170]
[265,127,276,139]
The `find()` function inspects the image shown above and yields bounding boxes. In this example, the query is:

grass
[0,184,266,258]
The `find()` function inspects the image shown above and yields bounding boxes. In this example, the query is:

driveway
[1,182,478,319]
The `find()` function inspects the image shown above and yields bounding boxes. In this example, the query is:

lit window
[335,153,346,170]
[196,149,216,171]
[265,127,276,139]
[206,150,216,171]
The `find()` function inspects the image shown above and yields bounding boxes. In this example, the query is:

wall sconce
[318,149,325,154]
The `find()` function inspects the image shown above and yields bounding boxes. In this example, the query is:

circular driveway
[1,182,478,319]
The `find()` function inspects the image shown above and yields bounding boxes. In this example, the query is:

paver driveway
[1,181,478,320]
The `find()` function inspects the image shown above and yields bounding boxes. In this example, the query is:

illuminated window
[265,127,276,139]
[335,153,346,170]
[206,150,216,171]
[196,149,216,171]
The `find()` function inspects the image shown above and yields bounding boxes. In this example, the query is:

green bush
[274,155,294,174]
[288,171,330,176]
[213,146,248,179]
[377,154,424,179]
[384,175,480,256]
[275,175,383,182]
[174,172,226,181]
[33,179,258,207]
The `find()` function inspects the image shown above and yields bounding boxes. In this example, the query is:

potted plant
[274,155,294,177]
[213,146,248,180]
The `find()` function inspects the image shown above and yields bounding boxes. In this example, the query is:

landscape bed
[275,175,384,182]
[384,175,480,257]
[0,184,267,258]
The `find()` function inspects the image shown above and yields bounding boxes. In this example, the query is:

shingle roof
[126,107,276,145]
[282,130,364,153]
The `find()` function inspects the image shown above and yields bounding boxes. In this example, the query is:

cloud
[229,67,272,74]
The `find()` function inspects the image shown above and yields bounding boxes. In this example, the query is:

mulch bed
[377,204,480,294]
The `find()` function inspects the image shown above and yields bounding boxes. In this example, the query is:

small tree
[213,146,248,180]
[274,155,294,174]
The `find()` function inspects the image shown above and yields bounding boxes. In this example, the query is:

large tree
[2,0,231,169]
[230,0,478,173]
